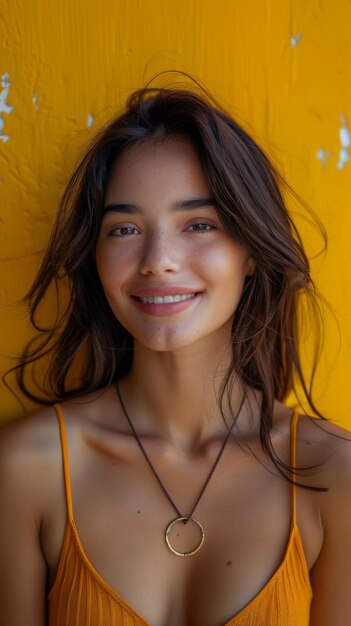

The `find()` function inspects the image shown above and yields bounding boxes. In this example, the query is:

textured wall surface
[0,1,350,424]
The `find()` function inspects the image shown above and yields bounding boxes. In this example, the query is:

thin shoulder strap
[290,408,299,526]
[53,403,74,522]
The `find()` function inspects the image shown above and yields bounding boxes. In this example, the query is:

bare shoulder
[0,385,113,449]
[0,387,112,519]
[0,406,62,511]
[0,384,116,472]
[0,405,60,469]
[296,413,351,467]
[294,413,351,509]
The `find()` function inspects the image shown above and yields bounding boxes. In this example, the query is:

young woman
[1,85,350,626]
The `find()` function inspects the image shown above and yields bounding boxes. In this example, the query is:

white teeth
[138,293,196,304]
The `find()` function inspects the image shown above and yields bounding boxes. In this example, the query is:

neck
[120,337,258,452]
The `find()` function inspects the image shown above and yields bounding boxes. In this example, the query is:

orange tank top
[48,406,312,625]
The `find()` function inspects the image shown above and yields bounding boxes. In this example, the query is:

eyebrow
[102,197,217,216]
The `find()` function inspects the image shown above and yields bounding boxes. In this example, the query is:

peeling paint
[338,113,350,169]
[290,33,301,47]
[87,113,94,128]
[316,147,331,166]
[32,94,39,110]
[0,73,14,143]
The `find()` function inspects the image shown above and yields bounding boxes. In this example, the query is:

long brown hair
[9,83,327,480]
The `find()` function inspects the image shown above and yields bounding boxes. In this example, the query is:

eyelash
[107,221,217,238]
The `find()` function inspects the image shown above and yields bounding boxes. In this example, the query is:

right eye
[108,225,140,237]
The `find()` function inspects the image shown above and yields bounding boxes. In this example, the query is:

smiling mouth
[136,293,197,304]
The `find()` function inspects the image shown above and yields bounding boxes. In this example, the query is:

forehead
[105,138,210,203]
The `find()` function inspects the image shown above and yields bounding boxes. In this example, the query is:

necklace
[116,383,244,557]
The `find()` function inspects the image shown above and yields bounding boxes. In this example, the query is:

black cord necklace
[116,383,244,557]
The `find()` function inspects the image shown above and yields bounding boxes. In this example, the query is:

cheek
[95,255,113,295]
[199,245,249,291]
[95,245,132,294]
[95,253,130,326]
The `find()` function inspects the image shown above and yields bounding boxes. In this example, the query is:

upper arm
[309,435,351,625]
[0,421,48,626]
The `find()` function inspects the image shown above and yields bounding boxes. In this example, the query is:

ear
[246,256,256,276]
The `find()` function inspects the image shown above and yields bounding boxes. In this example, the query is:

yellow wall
[1,1,350,425]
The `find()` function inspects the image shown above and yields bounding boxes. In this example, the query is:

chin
[132,327,206,353]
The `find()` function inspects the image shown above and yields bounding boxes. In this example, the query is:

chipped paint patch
[338,113,350,169]
[0,73,14,143]
[316,148,332,166]
[87,113,94,128]
[290,33,301,47]
[32,94,39,110]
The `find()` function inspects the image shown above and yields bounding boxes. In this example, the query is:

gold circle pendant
[165,516,205,557]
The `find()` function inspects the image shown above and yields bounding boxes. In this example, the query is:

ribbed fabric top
[48,406,312,626]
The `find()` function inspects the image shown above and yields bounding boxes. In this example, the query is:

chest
[43,441,320,625]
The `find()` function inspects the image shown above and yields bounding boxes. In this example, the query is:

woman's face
[95,138,255,352]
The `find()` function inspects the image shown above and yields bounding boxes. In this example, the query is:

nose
[138,228,180,276]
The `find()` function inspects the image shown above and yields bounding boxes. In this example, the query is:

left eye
[108,226,139,237]
[187,223,215,233]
